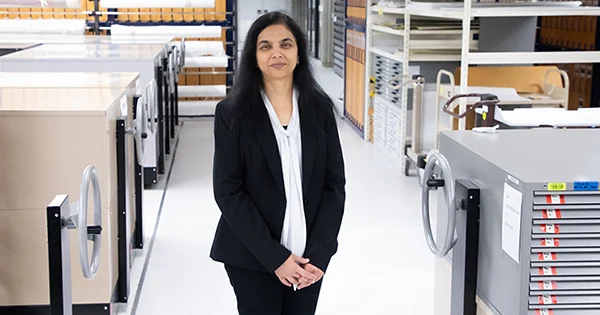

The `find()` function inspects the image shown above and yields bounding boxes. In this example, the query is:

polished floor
[116,61,436,315]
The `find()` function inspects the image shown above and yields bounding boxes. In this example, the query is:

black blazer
[210,95,346,274]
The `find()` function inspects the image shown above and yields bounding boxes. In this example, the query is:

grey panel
[530,252,600,262]
[534,194,600,205]
[533,247,600,253]
[531,261,600,268]
[532,223,600,234]
[529,294,600,305]
[529,266,600,276]
[531,237,600,248]
[528,309,600,315]
[530,280,600,291]
[533,208,600,219]
[531,275,600,282]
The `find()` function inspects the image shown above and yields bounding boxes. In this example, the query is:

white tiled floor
[118,62,436,315]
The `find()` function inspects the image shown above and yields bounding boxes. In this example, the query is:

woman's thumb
[294,255,310,264]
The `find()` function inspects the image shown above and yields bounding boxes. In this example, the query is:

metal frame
[116,117,130,303]
[47,195,74,315]
[132,97,145,249]
[450,179,481,315]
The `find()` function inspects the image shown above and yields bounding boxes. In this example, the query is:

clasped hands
[274,254,324,290]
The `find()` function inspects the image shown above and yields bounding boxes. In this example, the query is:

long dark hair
[226,11,336,130]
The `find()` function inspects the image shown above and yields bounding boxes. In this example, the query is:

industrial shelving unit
[94,0,237,117]
[0,0,237,118]
[365,0,600,173]
[345,0,368,136]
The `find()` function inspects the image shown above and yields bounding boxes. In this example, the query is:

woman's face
[256,24,298,82]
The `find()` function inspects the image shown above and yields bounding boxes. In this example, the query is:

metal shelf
[371,6,405,15]
[468,51,600,65]
[406,2,600,19]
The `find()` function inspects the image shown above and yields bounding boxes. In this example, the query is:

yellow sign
[482,112,487,121]
[378,8,383,15]
[547,182,567,191]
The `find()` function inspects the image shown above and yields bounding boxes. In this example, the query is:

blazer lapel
[299,107,315,196]
[252,105,285,195]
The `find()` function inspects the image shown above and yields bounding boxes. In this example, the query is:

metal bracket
[451,179,481,315]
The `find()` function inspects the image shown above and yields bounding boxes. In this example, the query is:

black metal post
[315,0,320,59]
[132,97,144,249]
[116,118,129,303]
[170,83,175,139]
[47,195,73,315]
[451,179,481,315]
[163,56,171,155]
[155,66,165,174]
[175,66,180,126]
[93,0,100,35]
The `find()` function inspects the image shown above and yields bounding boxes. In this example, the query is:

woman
[210,11,346,315]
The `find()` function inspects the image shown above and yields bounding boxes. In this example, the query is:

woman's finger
[279,277,292,287]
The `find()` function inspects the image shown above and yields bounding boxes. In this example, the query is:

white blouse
[260,89,307,261]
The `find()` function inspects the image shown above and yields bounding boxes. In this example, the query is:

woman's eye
[282,43,292,48]
[260,45,269,50]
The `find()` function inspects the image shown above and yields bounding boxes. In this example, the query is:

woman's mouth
[271,63,286,69]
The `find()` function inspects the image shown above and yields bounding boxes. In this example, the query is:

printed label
[539,266,557,275]
[538,253,557,261]
[542,210,562,219]
[540,224,560,234]
[574,181,599,191]
[541,238,560,247]
[538,281,558,290]
[547,182,566,191]
[546,195,565,204]
[536,310,554,315]
[538,295,558,305]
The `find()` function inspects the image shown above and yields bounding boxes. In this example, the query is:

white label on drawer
[543,210,561,219]
[546,194,565,204]
[539,266,557,275]
[538,253,557,261]
[537,310,553,315]
[544,281,557,290]
[539,295,557,305]
[541,224,560,234]
[541,238,559,247]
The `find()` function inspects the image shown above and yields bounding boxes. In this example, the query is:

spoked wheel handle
[65,166,103,280]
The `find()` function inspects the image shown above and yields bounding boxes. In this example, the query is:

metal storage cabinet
[434,128,600,315]
[0,87,135,308]
[0,43,171,185]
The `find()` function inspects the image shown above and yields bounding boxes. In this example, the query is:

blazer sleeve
[212,102,291,273]
[304,115,346,272]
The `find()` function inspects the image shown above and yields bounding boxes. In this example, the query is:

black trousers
[225,264,323,315]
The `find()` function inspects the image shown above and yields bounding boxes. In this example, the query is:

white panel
[184,56,228,68]
[178,100,219,116]
[0,19,87,35]
[182,41,225,56]
[0,0,80,8]
[178,85,226,97]
[100,0,215,8]
[111,25,221,38]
